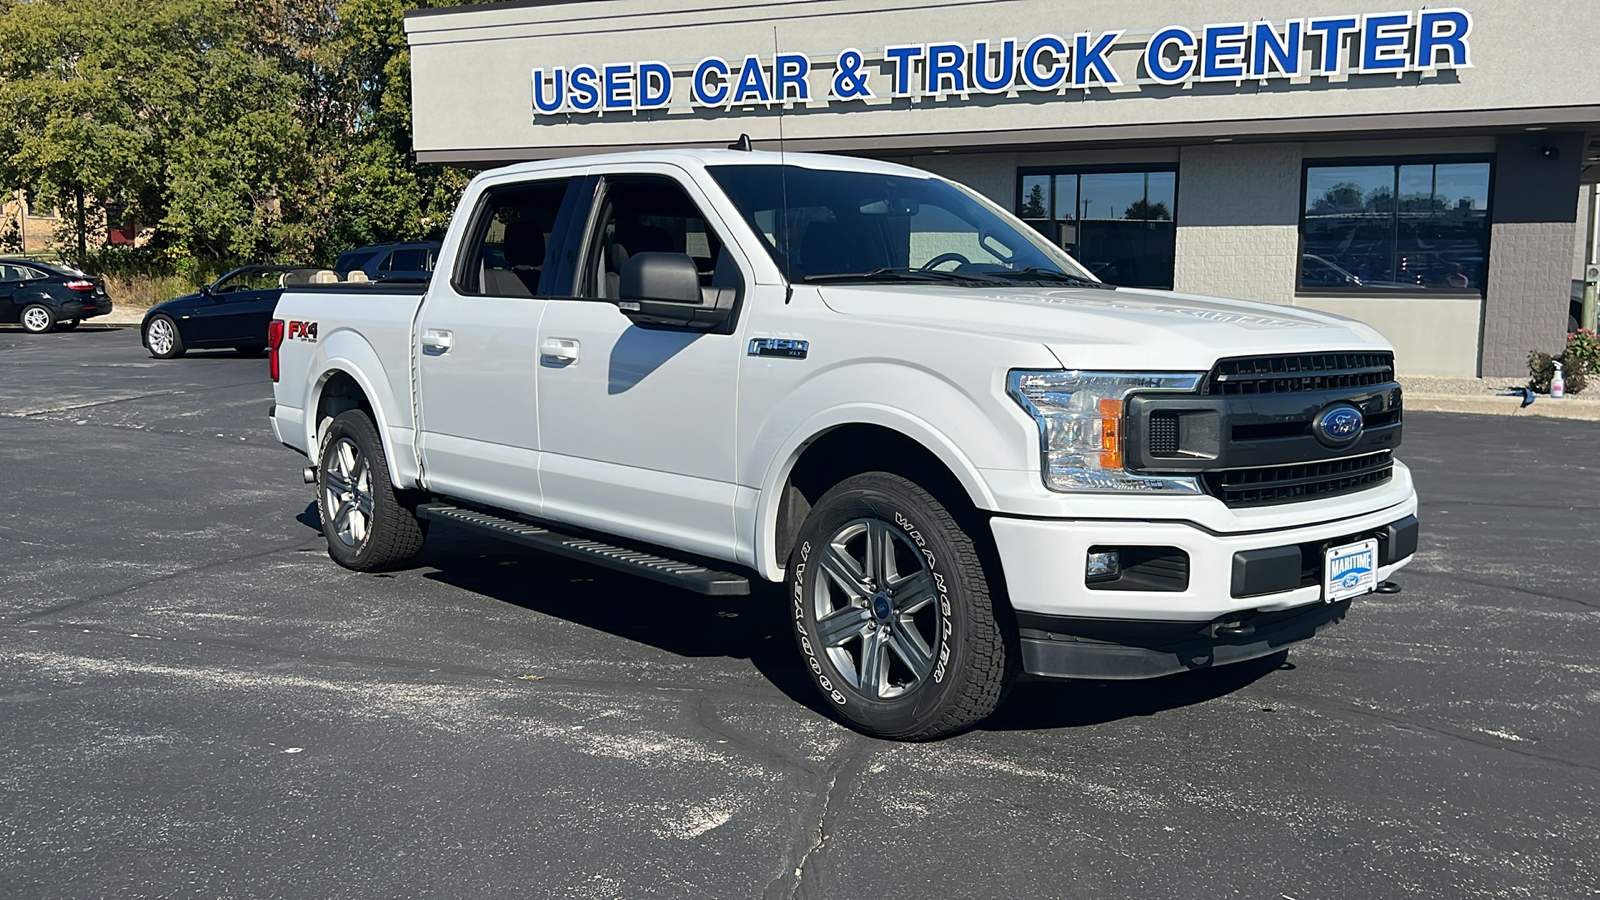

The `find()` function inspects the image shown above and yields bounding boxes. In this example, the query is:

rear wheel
[144,315,184,359]
[20,304,55,334]
[787,472,1016,740]
[55,319,80,332]
[317,409,427,571]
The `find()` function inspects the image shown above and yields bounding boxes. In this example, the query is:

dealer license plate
[1323,539,1379,602]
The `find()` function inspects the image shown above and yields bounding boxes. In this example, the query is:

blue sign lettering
[530,9,1475,116]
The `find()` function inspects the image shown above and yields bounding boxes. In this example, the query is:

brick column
[1479,133,1583,377]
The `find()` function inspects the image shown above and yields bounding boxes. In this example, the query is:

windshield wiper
[978,267,1107,289]
[800,267,1007,286]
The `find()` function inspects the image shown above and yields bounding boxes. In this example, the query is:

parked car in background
[334,242,441,282]
[0,258,113,333]
[142,264,314,359]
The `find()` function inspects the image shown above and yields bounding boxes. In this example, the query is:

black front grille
[1208,353,1395,396]
[1203,451,1395,508]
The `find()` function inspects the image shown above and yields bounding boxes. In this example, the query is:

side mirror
[199,284,215,296]
[616,252,732,329]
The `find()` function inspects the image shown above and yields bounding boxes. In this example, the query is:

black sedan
[142,265,312,359]
[0,258,113,333]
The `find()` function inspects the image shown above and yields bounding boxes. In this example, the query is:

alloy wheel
[21,307,51,333]
[323,437,374,549]
[147,318,175,356]
[811,518,941,700]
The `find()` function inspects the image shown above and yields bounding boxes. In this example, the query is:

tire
[787,472,1016,740]
[19,304,55,334]
[144,314,185,359]
[235,345,267,357]
[317,409,427,571]
[55,319,80,332]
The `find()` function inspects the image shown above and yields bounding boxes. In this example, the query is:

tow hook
[1375,581,1402,594]
[302,466,317,485]
[1210,619,1255,639]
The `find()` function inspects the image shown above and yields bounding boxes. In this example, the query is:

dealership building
[404,0,1600,376]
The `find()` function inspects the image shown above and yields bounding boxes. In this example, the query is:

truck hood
[816,284,1393,371]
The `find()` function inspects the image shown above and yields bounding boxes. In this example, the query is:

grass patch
[100,273,208,311]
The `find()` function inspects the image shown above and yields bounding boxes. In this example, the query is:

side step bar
[416,503,751,596]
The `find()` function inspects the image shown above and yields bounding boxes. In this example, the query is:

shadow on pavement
[411,521,1281,733]
[981,652,1288,732]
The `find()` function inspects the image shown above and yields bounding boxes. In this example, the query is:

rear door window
[455,178,576,298]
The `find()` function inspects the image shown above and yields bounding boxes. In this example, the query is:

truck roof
[479,148,934,181]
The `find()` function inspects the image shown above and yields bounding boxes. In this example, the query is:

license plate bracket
[1323,538,1379,602]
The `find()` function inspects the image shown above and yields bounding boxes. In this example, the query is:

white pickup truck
[270,149,1417,740]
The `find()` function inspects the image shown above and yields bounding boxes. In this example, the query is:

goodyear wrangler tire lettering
[785,472,1017,740]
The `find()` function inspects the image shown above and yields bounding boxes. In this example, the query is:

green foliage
[1565,328,1600,376]
[1528,349,1589,395]
[0,0,483,270]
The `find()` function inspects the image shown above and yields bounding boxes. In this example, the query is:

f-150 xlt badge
[748,338,808,359]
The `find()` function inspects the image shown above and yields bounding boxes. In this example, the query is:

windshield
[707,164,1099,286]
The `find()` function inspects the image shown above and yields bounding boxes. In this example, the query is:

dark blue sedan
[142,265,313,359]
[0,258,113,333]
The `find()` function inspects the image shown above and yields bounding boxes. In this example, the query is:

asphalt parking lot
[2,325,1597,899]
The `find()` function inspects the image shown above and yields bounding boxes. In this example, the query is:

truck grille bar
[1207,352,1395,396]
[1202,451,1395,507]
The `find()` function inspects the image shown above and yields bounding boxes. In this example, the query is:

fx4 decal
[288,320,319,342]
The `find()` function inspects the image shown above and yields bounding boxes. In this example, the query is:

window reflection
[1301,160,1490,293]
[1017,168,1177,289]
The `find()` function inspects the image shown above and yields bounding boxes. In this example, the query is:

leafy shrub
[1528,349,1590,395]
[1567,329,1600,375]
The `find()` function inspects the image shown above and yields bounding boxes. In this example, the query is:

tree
[1020,183,1048,218]
[1312,182,1367,214]
[1124,199,1171,221]
[0,0,173,260]
[0,0,487,266]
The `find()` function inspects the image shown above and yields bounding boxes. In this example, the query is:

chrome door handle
[540,337,580,361]
[421,329,453,355]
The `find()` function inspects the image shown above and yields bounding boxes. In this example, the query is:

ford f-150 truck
[269,149,1417,740]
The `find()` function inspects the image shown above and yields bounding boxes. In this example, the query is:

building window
[1017,167,1177,289]
[1300,158,1492,294]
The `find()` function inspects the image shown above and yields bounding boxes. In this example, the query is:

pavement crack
[692,694,827,776]
[778,747,869,900]
[12,536,327,624]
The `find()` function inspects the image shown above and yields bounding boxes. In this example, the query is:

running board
[416,503,751,596]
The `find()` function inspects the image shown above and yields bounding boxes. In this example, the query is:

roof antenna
[728,133,753,151]
[774,26,794,304]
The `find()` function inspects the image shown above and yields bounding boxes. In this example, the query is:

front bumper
[991,488,1417,678]
[990,495,1417,622]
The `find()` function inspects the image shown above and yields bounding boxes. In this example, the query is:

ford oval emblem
[1314,405,1365,446]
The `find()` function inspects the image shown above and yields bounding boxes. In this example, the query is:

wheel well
[315,371,374,443]
[775,424,981,567]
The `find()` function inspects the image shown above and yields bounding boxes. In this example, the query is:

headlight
[1008,370,1205,494]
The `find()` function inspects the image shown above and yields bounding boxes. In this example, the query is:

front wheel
[19,304,55,334]
[317,409,427,571]
[144,315,184,359]
[787,472,1016,740]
